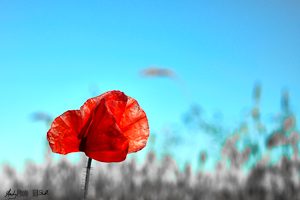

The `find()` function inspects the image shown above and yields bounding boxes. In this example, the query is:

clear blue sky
[0,0,299,170]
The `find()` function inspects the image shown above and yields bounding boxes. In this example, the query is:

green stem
[83,157,92,200]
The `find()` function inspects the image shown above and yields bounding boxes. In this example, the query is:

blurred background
[0,0,300,199]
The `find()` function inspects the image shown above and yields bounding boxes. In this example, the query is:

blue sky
[0,0,299,170]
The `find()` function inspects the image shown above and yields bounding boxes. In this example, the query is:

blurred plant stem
[83,157,92,200]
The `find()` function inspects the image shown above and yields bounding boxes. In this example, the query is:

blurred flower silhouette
[141,67,175,78]
[31,112,52,127]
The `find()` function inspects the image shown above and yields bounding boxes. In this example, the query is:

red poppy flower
[47,90,149,162]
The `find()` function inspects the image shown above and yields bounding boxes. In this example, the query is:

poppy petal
[79,91,127,126]
[120,97,149,153]
[104,91,128,123]
[47,110,82,154]
[81,97,129,162]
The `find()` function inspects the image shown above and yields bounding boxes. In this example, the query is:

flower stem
[83,157,92,200]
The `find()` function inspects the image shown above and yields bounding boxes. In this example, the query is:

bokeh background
[1,1,300,199]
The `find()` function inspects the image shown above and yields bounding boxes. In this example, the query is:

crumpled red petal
[80,93,129,162]
[119,97,149,153]
[47,90,149,162]
[47,110,82,154]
